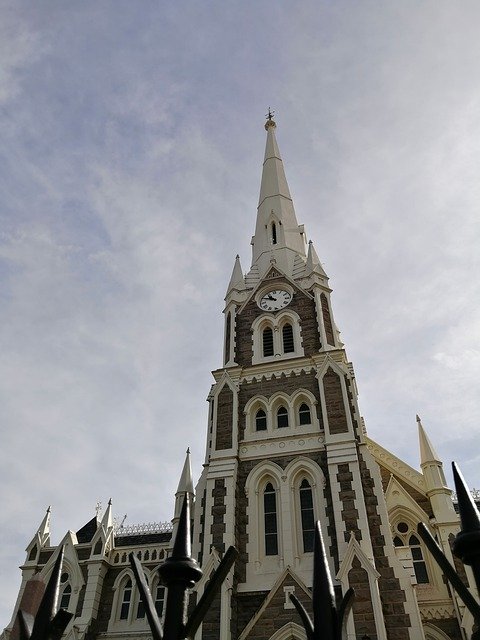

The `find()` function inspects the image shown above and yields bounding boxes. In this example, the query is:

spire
[251,113,306,277]
[306,240,327,277]
[38,507,51,541]
[417,414,441,464]
[172,449,195,543]
[101,499,113,529]
[226,254,245,296]
[176,448,194,496]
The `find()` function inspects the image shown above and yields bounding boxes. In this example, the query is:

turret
[417,415,456,522]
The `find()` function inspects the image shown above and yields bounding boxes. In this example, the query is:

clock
[259,289,292,311]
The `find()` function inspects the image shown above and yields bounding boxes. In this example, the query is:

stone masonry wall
[358,451,411,640]
[323,367,348,434]
[349,558,377,639]
[320,293,335,346]
[215,385,233,450]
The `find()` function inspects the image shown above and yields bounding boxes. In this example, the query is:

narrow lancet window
[225,312,231,364]
[60,584,71,611]
[277,406,289,428]
[155,585,166,617]
[409,535,429,583]
[272,222,277,245]
[255,409,267,431]
[282,323,294,353]
[299,403,311,425]
[263,327,274,357]
[264,482,278,555]
[300,479,315,552]
[120,579,132,620]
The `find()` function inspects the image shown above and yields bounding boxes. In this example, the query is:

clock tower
[191,115,425,640]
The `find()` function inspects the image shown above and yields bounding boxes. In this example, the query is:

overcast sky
[1,0,479,627]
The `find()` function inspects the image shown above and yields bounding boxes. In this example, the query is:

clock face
[259,289,292,311]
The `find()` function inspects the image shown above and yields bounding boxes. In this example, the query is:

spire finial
[265,108,276,130]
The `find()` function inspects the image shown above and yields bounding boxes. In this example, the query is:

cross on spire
[265,107,275,121]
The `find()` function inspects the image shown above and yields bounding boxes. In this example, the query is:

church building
[3,116,474,640]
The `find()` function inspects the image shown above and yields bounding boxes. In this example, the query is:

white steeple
[172,449,195,542]
[417,415,455,522]
[417,414,441,465]
[251,114,307,277]
[226,254,245,296]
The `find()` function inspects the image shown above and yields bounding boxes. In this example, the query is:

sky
[1,0,480,627]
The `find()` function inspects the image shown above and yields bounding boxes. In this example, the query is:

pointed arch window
[271,222,277,245]
[155,585,166,617]
[119,579,132,620]
[263,327,274,357]
[255,409,267,431]
[282,323,294,353]
[59,584,72,611]
[277,406,289,428]
[225,312,231,364]
[264,482,278,555]
[298,403,311,425]
[299,479,315,552]
[409,534,429,584]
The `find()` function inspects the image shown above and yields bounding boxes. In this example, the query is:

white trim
[251,310,304,365]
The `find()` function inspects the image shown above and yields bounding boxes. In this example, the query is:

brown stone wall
[235,276,321,367]
[323,367,348,434]
[233,592,268,638]
[211,478,227,554]
[201,575,221,640]
[215,385,233,450]
[236,576,312,640]
[358,451,411,640]
[337,463,360,542]
[349,558,377,639]
[321,293,335,346]
[89,566,124,634]
[238,371,323,441]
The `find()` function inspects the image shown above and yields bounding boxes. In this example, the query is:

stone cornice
[366,436,426,493]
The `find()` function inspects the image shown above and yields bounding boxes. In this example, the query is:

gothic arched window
[282,323,294,353]
[154,584,166,617]
[298,403,311,425]
[119,579,132,620]
[277,406,289,428]
[409,534,429,584]
[263,327,274,357]
[59,584,71,611]
[272,222,277,245]
[264,482,278,555]
[225,312,231,364]
[299,479,315,552]
[255,409,267,431]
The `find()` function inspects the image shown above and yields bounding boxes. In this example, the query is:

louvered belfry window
[263,327,274,356]
[282,323,294,353]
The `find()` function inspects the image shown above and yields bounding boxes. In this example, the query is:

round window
[397,522,409,534]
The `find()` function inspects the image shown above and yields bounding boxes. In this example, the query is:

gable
[237,570,311,640]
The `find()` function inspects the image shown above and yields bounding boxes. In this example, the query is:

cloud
[1,0,480,628]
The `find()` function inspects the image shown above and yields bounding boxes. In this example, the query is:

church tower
[192,116,425,640]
